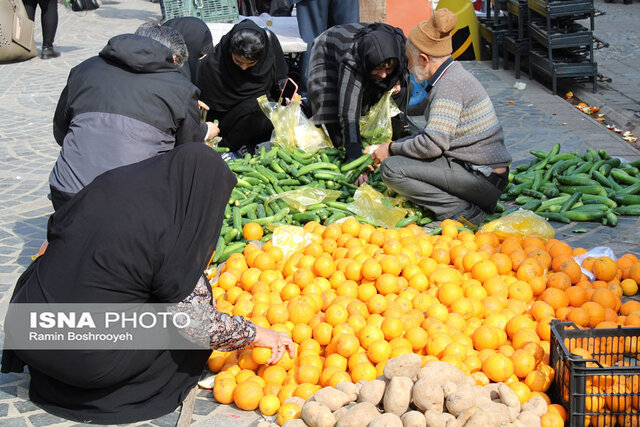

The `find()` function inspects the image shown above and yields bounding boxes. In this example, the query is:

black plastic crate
[528,0,594,20]
[529,20,592,49]
[550,320,640,427]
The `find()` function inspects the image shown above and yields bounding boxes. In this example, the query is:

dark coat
[307,23,409,159]
[50,34,207,195]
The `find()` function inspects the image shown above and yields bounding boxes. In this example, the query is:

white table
[207,15,307,54]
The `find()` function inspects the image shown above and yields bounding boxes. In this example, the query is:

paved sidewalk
[572,0,640,136]
[0,1,639,426]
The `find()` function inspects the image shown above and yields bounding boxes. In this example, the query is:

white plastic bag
[573,246,617,281]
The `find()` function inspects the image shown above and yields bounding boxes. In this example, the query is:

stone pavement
[572,0,640,135]
[0,1,639,426]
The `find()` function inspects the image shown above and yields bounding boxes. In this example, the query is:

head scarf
[163,17,213,84]
[197,19,288,112]
[16,144,236,305]
[355,23,407,92]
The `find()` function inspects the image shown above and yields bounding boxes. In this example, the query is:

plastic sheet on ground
[272,225,321,258]
[266,187,342,212]
[480,209,555,240]
[258,95,332,153]
[359,89,401,147]
[348,184,407,228]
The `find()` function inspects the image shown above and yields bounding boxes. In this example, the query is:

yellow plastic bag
[258,95,333,153]
[348,184,407,228]
[480,210,555,240]
[272,225,321,258]
[359,89,401,147]
[266,187,342,212]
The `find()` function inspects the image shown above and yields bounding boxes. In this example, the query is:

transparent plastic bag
[272,225,321,258]
[480,209,555,240]
[258,95,332,153]
[348,184,407,228]
[573,247,617,281]
[359,89,401,147]
[266,187,342,212]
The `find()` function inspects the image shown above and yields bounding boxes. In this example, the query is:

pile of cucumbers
[212,146,429,263]
[501,144,640,226]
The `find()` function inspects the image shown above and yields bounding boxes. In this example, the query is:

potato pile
[258,354,549,427]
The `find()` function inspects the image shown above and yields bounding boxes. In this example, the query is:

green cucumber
[557,176,599,186]
[581,194,617,208]
[292,212,320,223]
[395,214,420,228]
[537,211,571,224]
[605,211,618,227]
[296,162,339,177]
[613,193,640,205]
[341,153,372,172]
[560,192,582,212]
[611,168,639,185]
[558,185,607,196]
[613,205,640,216]
[218,242,247,263]
[562,210,605,221]
[620,182,640,195]
[573,161,594,174]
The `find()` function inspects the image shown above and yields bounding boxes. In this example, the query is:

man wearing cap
[365,8,512,227]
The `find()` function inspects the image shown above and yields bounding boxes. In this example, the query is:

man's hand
[205,121,219,140]
[354,172,369,186]
[392,82,402,95]
[371,142,391,167]
[198,100,210,110]
[252,326,295,364]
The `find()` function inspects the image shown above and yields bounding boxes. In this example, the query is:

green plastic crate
[164,0,239,23]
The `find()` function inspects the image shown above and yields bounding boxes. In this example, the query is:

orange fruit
[380,317,404,340]
[511,349,536,379]
[367,294,388,314]
[530,301,555,321]
[233,380,264,410]
[335,334,360,358]
[277,402,302,425]
[524,369,549,392]
[508,381,532,404]
[295,365,321,385]
[259,394,280,416]
[471,260,499,283]
[367,339,392,364]
[591,288,617,310]
[312,322,333,346]
[361,258,382,281]
[325,304,348,326]
[243,222,264,241]
[472,326,500,351]
[565,286,588,307]
[251,347,272,365]
[540,412,564,427]
[482,353,514,383]
[404,326,429,351]
[592,257,618,281]
[540,287,569,310]
[213,377,236,404]
[376,273,399,295]
[350,362,377,382]
[546,404,567,422]
[581,301,605,327]
[567,307,590,327]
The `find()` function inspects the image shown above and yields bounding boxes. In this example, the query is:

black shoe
[41,46,60,59]
[455,205,487,229]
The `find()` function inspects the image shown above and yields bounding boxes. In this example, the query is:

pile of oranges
[206,218,640,426]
